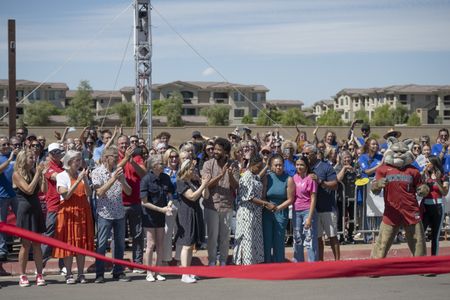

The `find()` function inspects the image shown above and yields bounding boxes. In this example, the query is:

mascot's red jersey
[375,164,423,226]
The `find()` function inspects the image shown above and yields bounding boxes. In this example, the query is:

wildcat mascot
[371,137,429,258]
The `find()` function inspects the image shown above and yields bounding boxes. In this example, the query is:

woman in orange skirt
[54,150,94,284]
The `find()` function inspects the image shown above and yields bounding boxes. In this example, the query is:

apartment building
[0,79,68,117]
[121,80,269,124]
[334,84,450,124]
[311,99,335,121]
[266,99,304,111]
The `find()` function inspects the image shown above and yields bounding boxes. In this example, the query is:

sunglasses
[16,132,25,135]
[206,147,214,151]
[413,146,421,150]
[86,142,94,145]
[169,155,179,159]
[12,143,21,148]
[31,144,41,148]
[130,140,139,144]
[1,143,10,147]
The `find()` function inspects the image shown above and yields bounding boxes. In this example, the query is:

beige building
[266,99,304,111]
[122,80,269,124]
[312,99,335,121]
[0,80,68,118]
[66,90,124,117]
[334,84,450,124]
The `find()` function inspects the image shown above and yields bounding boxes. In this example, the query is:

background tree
[201,104,231,126]
[353,108,370,124]
[23,100,59,126]
[316,109,344,126]
[241,115,254,124]
[280,108,311,126]
[371,104,393,126]
[256,107,282,126]
[407,113,422,126]
[152,99,164,116]
[391,104,408,125]
[112,102,136,127]
[161,92,184,127]
[65,80,94,126]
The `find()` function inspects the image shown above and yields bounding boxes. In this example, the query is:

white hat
[48,143,62,153]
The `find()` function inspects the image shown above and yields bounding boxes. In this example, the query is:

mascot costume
[371,137,429,258]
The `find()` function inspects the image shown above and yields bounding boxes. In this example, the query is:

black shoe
[113,273,131,282]
[94,275,105,284]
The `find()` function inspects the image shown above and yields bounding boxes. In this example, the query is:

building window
[252,109,258,117]
[49,90,61,101]
[181,91,194,104]
[344,112,349,119]
[234,109,245,118]
[16,90,24,101]
[252,92,265,102]
[443,95,450,106]
[234,92,245,102]
[399,94,408,105]
[0,89,3,101]
[182,108,196,116]
[214,92,228,99]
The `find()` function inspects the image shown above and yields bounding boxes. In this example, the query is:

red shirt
[423,175,448,200]
[119,152,144,206]
[44,159,64,212]
[376,164,423,226]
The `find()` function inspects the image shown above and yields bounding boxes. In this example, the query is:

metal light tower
[134,0,152,143]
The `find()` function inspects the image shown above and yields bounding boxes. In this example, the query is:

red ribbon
[1,221,449,280]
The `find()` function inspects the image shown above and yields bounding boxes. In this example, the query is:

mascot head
[383,137,414,168]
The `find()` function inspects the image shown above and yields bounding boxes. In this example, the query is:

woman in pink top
[292,156,318,262]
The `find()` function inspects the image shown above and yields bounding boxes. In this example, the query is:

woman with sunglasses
[161,148,181,265]
[198,140,215,171]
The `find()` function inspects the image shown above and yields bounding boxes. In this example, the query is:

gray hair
[281,140,297,153]
[303,143,317,154]
[62,150,81,170]
[147,154,163,170]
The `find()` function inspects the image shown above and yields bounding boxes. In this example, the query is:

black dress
[175,179,205,247]
[140,171,174,228]
[15,185,45,233]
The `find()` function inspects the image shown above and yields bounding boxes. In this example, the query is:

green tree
[65,80,95,126]
[353,108,369,124]
[161,92,184,127]
[241,115,254,124]
[23,101,59,126]
[112,102,136,127]
[391,104,408,125]
[280,108,311,126]
[152,99,164,116]
[201,104,230,126]
[407,113,421,126]
[371,104,393,126]
[256,107,283,126]
[316,109,344,126]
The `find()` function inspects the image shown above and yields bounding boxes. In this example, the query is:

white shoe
[133,269,145,274]
[156,274,166,281]
[181,274,197,284]
[60,267,67,276]
[146,273,156,282]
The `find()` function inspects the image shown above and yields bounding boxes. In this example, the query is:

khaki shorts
[317,211,338,238]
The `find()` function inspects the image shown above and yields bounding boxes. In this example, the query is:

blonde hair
[14,149,34,183]
[163,148,179,165]
[177,159,194,180]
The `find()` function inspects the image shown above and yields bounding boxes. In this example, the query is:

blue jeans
[96,216,126,276]
[41,211,64,268]
[0,196,18,256]
[262,209,288,263]
[292,209,318,262]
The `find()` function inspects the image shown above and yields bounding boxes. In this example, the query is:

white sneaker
[60,267,67,276]
[181,274,197,284]
[156,274,166,281]
[133,269,145,274]
[146,273,156,282]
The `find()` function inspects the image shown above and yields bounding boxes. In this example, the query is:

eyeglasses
[413,146,421,150]
[130,140,139,144]
[50,150,63,155]
[169,155,179,159]
[12,143,21,148]
[1,143,10,147]
[16,132,25,135]
[31,144,41,148]
[261,151,270,155]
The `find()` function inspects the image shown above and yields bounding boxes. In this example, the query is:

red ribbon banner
[1,222,450,280]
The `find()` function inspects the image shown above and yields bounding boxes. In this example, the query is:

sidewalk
[2,240,450,277]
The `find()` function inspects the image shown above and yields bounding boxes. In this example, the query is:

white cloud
[201,67,216,76]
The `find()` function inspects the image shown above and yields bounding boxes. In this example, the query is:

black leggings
[422,203,443,256]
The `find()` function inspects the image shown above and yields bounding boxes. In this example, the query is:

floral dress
[233,170,264,265]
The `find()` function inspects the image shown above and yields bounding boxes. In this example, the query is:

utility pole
[134,0,152,144]
[8,19,16,137]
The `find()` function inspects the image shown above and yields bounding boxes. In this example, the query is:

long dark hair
[428,155,444,175]
[296,155,311,174]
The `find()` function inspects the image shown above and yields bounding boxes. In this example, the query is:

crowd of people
[0,121,449,287]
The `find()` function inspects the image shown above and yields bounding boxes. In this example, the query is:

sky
[1,0,450,106]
